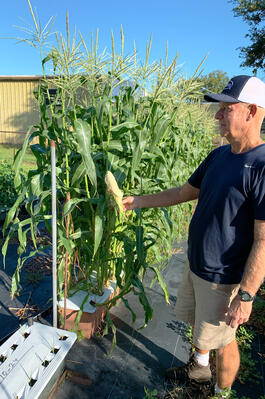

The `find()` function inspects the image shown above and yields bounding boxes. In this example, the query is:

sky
[0,0,264,80]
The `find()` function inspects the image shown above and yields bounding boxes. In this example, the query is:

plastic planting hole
[42,360,50,368]
[23,332,30,339]
[50,347,60,354]
[90,300,96,306]
[0,355,7,364]
[28,378,37,387]
[59,335,68,341]
[11,344,18,351]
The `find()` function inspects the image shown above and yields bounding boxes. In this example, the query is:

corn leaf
[13,127,32,188]
[93,200,105,257]
[63,198,86,217]
[149,265,169,304]
[121,297,136,323]
[74,119,97,191]
[3,194,24,233]
[71,163,86,186]
[110,121,140,133]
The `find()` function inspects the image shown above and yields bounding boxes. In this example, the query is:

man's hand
[122,196,140,211]
[225,295,253,328]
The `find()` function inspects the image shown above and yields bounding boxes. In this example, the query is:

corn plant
[2,3,214,333]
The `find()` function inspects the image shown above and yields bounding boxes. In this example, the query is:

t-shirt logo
[224,81,233,91]
[244,164,255,168]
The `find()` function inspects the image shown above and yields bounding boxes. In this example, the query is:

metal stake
[51,140,57,327]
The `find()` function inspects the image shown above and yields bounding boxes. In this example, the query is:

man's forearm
[137,188,182,208]
[137,184,198,208]
[240,239,265,296]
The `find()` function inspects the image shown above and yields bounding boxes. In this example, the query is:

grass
[0,144,36,171]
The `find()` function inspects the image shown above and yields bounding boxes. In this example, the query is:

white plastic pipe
[51,140,57,328]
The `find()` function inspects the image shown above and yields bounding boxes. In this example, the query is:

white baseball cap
[204,75,265,108]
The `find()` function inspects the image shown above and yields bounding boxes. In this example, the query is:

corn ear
[105,171,124,214]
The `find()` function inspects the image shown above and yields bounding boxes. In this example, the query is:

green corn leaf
[69,228,82,240]
[30,219,37,249]
[121,297,136,323]
[132,275,153,326]
[2,235,11,268]
[3,194,24,233]
[150,115,172,151]
[131,129,147,176]
[30,143,47,154]
[103,140,124,152]
[58,227,75,254]
[104,310,117,351]
[18,225,28,253]
[139,292,153,327]
[62,198,86,217]
[30,144,47,166]
[149,265,169,304]
[71,163,86,186]
[13,127,32,188]
[11,265,21,299]
[33,191,50,216]
[74,119,97,191]
[93,201,105,256]
[74,292,90,329]
[135,225,145,265]
[58,236,75,254]
[30,174,42,197]
[110,121,140,133]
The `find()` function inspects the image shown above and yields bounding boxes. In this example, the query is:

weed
[235,326,261,384]
[236,326,255,350]
[249,298,265,333]
[144,387,159,399]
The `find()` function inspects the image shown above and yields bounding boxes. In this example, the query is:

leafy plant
[236,326,261,384]
[249,297,265,333]
[0,161,17,212]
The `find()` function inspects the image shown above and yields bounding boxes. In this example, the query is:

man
[122,75,265,398]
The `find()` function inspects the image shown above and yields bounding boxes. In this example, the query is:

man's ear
[247,104,258,120]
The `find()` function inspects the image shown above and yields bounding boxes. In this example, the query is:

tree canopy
[198,70,229,95]
[231,0,265,73]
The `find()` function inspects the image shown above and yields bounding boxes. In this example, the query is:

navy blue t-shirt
[188,144,265,284]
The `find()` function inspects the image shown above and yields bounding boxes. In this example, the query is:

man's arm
[122,182,199,210]
[226,219,265,328]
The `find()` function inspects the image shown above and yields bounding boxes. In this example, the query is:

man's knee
[217,339,238,358]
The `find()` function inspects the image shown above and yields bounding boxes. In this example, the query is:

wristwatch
[238,289,255,302]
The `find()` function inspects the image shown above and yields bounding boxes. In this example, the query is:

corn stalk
[3,5,214,335]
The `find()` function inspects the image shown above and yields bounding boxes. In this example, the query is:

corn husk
[105,171,124,214]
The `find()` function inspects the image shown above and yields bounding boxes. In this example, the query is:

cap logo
[224,81,233,91]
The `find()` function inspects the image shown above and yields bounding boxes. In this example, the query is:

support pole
[51,140,57,328]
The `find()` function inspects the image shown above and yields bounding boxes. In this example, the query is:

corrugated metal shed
[0,76,43,145]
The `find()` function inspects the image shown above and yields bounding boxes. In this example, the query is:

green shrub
[0,162,17,212]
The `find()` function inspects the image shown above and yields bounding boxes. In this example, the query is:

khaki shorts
[175,265,240,350]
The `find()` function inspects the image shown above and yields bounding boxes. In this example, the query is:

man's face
[215,102,250,138]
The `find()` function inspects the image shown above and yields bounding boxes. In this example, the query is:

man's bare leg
[216,340,240,388]
[196,348,210,355]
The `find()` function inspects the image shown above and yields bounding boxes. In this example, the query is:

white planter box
[0,322,77,399]
[57,279,118,339]
[58,281,116,313]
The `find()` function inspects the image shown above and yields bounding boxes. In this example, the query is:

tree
[198,70,229,94]
[230,0,265,73]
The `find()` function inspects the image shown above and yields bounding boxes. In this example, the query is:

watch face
[241,293,250,301]
[239,290,253,301]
